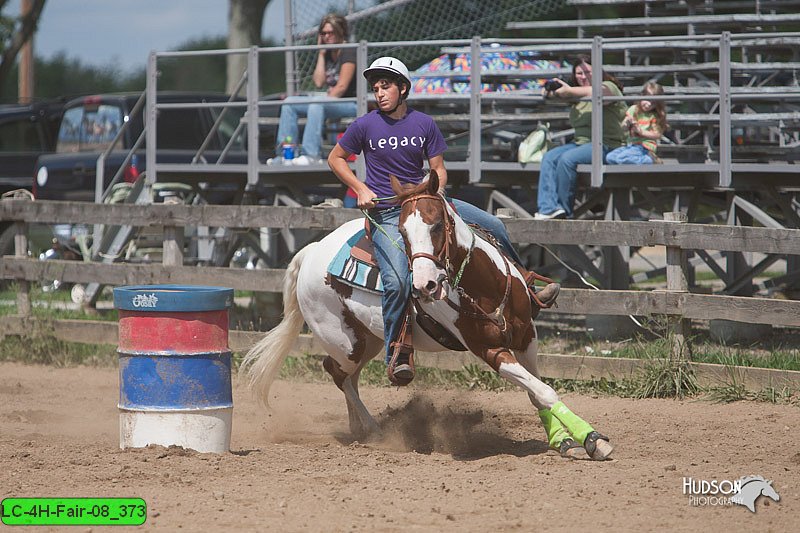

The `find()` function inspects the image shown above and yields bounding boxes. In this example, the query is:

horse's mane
[739,475,768,486]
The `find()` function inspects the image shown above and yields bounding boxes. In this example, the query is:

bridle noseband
[400,193,457,275]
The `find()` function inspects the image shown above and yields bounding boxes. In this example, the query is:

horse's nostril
[425,280,438,293]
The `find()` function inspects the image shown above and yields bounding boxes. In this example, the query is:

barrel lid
[113,285,234,312]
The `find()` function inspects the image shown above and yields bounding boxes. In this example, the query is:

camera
[544,79,562,92]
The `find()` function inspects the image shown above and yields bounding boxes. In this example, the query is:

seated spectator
[271,13,357,166]
[534,56,627,220]
[607,82,668,165]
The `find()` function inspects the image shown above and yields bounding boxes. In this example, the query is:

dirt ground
[1,362,798,532]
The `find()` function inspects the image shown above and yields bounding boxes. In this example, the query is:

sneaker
[266,156,283,166]
[388,350,415,386]
[292,155,316,166]
[533,208,566,220]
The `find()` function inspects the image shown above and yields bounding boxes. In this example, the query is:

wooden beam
[6,201,800,254]
[4,317,797,393]
[0,258,285,292]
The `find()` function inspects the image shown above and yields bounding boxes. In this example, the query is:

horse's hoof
[583,431,613,461]
[559,438,589,460]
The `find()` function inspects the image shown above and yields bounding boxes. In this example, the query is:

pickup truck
[0,100,64,195]
[32,92,259,204]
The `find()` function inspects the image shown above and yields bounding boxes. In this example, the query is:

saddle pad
[327,229,384,294]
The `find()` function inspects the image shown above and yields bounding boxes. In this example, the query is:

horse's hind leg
[322,337,383,440]
[482,346,613,460]
[515,341,588,459]
[342,369,381,439]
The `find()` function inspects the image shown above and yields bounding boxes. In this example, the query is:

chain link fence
[288,0,566,91]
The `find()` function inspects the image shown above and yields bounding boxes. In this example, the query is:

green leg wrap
[550,401,595,444]
[538,408,571,449]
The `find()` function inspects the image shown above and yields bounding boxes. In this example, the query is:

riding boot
[520,270,560,308]
[387,305,415,386]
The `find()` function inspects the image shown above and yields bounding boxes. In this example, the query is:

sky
[8,0,287,72]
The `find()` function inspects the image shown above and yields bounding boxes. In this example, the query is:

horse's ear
[390,175,402,196]
[428,169,440,195]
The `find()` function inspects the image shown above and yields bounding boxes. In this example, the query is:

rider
[328,57,560,385]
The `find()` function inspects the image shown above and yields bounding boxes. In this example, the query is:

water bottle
[281,136,296,165]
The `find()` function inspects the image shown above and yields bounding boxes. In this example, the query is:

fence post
[162,225,184,267]
[14,220,30,317]
[664,212,690,360]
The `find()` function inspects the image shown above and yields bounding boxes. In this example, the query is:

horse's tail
[241,243,312,408]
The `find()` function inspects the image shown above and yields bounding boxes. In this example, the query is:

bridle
[400,193,471,285]
[400,192,514,338]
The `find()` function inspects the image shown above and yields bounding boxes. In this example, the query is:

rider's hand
[356,190,377,209]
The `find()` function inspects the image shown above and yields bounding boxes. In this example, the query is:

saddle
[328,230,468,354]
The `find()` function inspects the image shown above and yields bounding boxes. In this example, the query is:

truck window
[56,107,83,153]
[56,104,123,153]
[211,107,246,151]
[0,115,44,152]
[157,109,207,150]
[81,104,123,151]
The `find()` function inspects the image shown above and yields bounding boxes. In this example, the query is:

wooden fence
[2,198,800,391]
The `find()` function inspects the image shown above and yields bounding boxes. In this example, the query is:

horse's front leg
[476,345,613,461]
[514,340,588,459]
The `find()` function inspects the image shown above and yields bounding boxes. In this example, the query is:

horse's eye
[431,221,443,233]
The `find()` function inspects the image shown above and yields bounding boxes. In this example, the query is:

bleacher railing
[135,31,800,201]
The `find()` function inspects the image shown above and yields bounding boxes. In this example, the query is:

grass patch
[0,335,117,367]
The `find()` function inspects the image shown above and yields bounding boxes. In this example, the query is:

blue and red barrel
[113,285,234,453]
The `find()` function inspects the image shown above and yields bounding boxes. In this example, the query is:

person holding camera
[534,56,627,219]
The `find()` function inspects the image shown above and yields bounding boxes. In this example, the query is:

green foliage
[0,34,285,102]
[0,334,117,366]
[623,334,700,399]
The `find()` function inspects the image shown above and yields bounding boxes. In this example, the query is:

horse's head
[393,171,451,303]
[761,480,780,502]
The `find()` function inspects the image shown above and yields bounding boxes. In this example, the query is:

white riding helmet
[363,56,411,88]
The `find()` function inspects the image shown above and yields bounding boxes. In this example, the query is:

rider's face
[371,79,401,112]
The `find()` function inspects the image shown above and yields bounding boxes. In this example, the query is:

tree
[0,0,46,97]
[226,0,270,94]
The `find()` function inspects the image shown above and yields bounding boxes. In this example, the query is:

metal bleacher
[131,0,800,294]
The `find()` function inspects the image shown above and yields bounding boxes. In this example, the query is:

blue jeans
[276,95,357,159]
[370,198,522,363]
[536,142,610,218]
[606,144,654,165]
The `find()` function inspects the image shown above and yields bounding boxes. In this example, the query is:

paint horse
[243,171,613,460]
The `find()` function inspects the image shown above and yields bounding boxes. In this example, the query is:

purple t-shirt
[337,108,447,207]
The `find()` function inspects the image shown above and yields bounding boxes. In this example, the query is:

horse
[242,171,613,460]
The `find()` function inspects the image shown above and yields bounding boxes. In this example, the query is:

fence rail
[3,199,800,390]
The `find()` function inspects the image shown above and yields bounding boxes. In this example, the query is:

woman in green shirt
[534,56,627,219]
